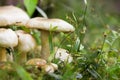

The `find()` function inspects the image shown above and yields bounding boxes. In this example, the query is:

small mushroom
[26,17,75,60]
[26,58,58,73]
[55,48,73,63]
[26,58,47,67]
[15,30,36,64]
[42,63,58,73]
[0,5,30,27]
[0,28,18,62]
[43,65,54,73]
[50,63,58,70]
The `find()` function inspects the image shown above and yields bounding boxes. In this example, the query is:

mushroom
[42,63,58,73]
[55,48,73,63]
[0,5,30,61]
[43,65,54,73]
[15,30,36,64]
[26,58,47,67]
[26,58,58,73]
[0,28,18,62]
[50,63,58,71]
[0,5,30,27]
[26,17,75,60]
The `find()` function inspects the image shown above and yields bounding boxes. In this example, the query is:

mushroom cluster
[26,58,58,73]
[15,30,36,64]
[0,28,18,61]
[0,5,30,62]
[0,5,75,73]
[26,17,75,60]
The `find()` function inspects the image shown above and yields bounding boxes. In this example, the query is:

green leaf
[24,0,38,17]
[49,32,53,54]
[106,64,120,79]
[87,68,102,79]
[50,25,58,32]
[102,40,111,51]
[112,37,120,51]
[73,37,80,52]
[31,29,41,45]
[14,64,33,80]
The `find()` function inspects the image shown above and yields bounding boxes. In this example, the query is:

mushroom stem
[6,47,14,62]
[7,52,14,62]
[0,48,7,62]
[40,30,50,60]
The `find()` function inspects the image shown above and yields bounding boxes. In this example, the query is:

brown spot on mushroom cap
[26,17,75,32]
[0,5,30,27]
[26,58,47,67]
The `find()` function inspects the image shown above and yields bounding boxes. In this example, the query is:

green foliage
[24,0,38,16]
[14,64,33,80]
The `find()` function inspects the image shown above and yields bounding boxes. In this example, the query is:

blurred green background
[0,0,119,45]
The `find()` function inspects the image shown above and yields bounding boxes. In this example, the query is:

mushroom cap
[15,30,36,53]
[26,58,47,67]
[26,17,75,32]
[0,28,18,48]
[50,63,58,70]
[43,63,58,73]
[0,5,30,27]
[43,65,54,73]
[55,48,73,63]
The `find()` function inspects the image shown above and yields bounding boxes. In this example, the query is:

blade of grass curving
[14,63,33,80]
[36,6,48,18]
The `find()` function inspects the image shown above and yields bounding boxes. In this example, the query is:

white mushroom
[0,5,30,27]
[50,63,58,70]
[42,63,58,73]
[26,17,75,60]
[43,65,54,73]
[55,48,73,63]
[0,28,18,62]
[0,5,30,62]
[15,30,36,63]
